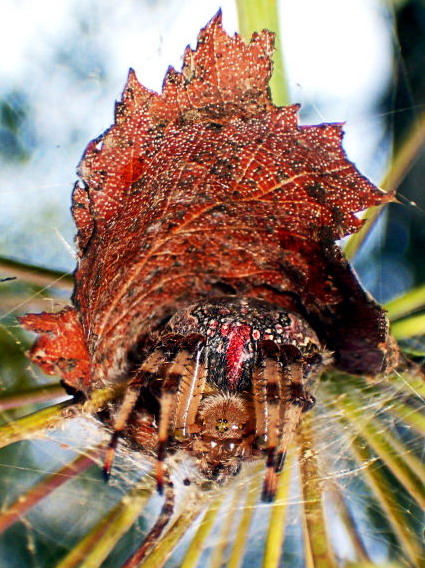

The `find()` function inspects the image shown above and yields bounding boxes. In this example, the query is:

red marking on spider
[220,323,252,388]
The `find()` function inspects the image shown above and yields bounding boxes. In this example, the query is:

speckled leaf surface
[20,12,395,390]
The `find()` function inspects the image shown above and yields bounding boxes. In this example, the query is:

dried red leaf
[21,12,396,390]
[19,307,90,390]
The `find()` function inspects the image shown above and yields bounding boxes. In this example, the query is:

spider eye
[215,418,229,432]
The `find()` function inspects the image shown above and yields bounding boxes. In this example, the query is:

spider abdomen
[168,296,323,392]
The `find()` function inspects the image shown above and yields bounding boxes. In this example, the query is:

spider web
[0,1,424,567]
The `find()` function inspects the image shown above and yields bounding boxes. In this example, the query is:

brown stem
[0,400,80,449]
[0,450,99,533]
[0,384,67,411]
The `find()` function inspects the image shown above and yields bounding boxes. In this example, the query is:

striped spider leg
[103,333,207,491]
[253,340,329,502]
[154,333,207,492]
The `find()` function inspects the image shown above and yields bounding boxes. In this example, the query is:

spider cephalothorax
[190,392,254,483]
[106,297,330,501]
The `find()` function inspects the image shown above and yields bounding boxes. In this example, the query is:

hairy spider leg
[276,360,305,471]
[254,340,285,502]
[156,334,206,494]
[276,346,317,473]
[122,470,175,568]
[172,335,207,435]
[264,345,318,501]
[103,387,139,480]
[103,347,169,479]
[257,342,319,502]
[252,357,268,446]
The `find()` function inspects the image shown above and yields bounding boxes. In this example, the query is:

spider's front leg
[103,342,173,479]
[275,345,318,472]
[253,340,284,501]
[103,332,205,486]
[155,333,206,493]
[254,341,323,502]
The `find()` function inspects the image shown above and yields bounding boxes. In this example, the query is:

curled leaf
[21,12,396,390]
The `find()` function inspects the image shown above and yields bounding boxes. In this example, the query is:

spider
[104,296,331,503]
